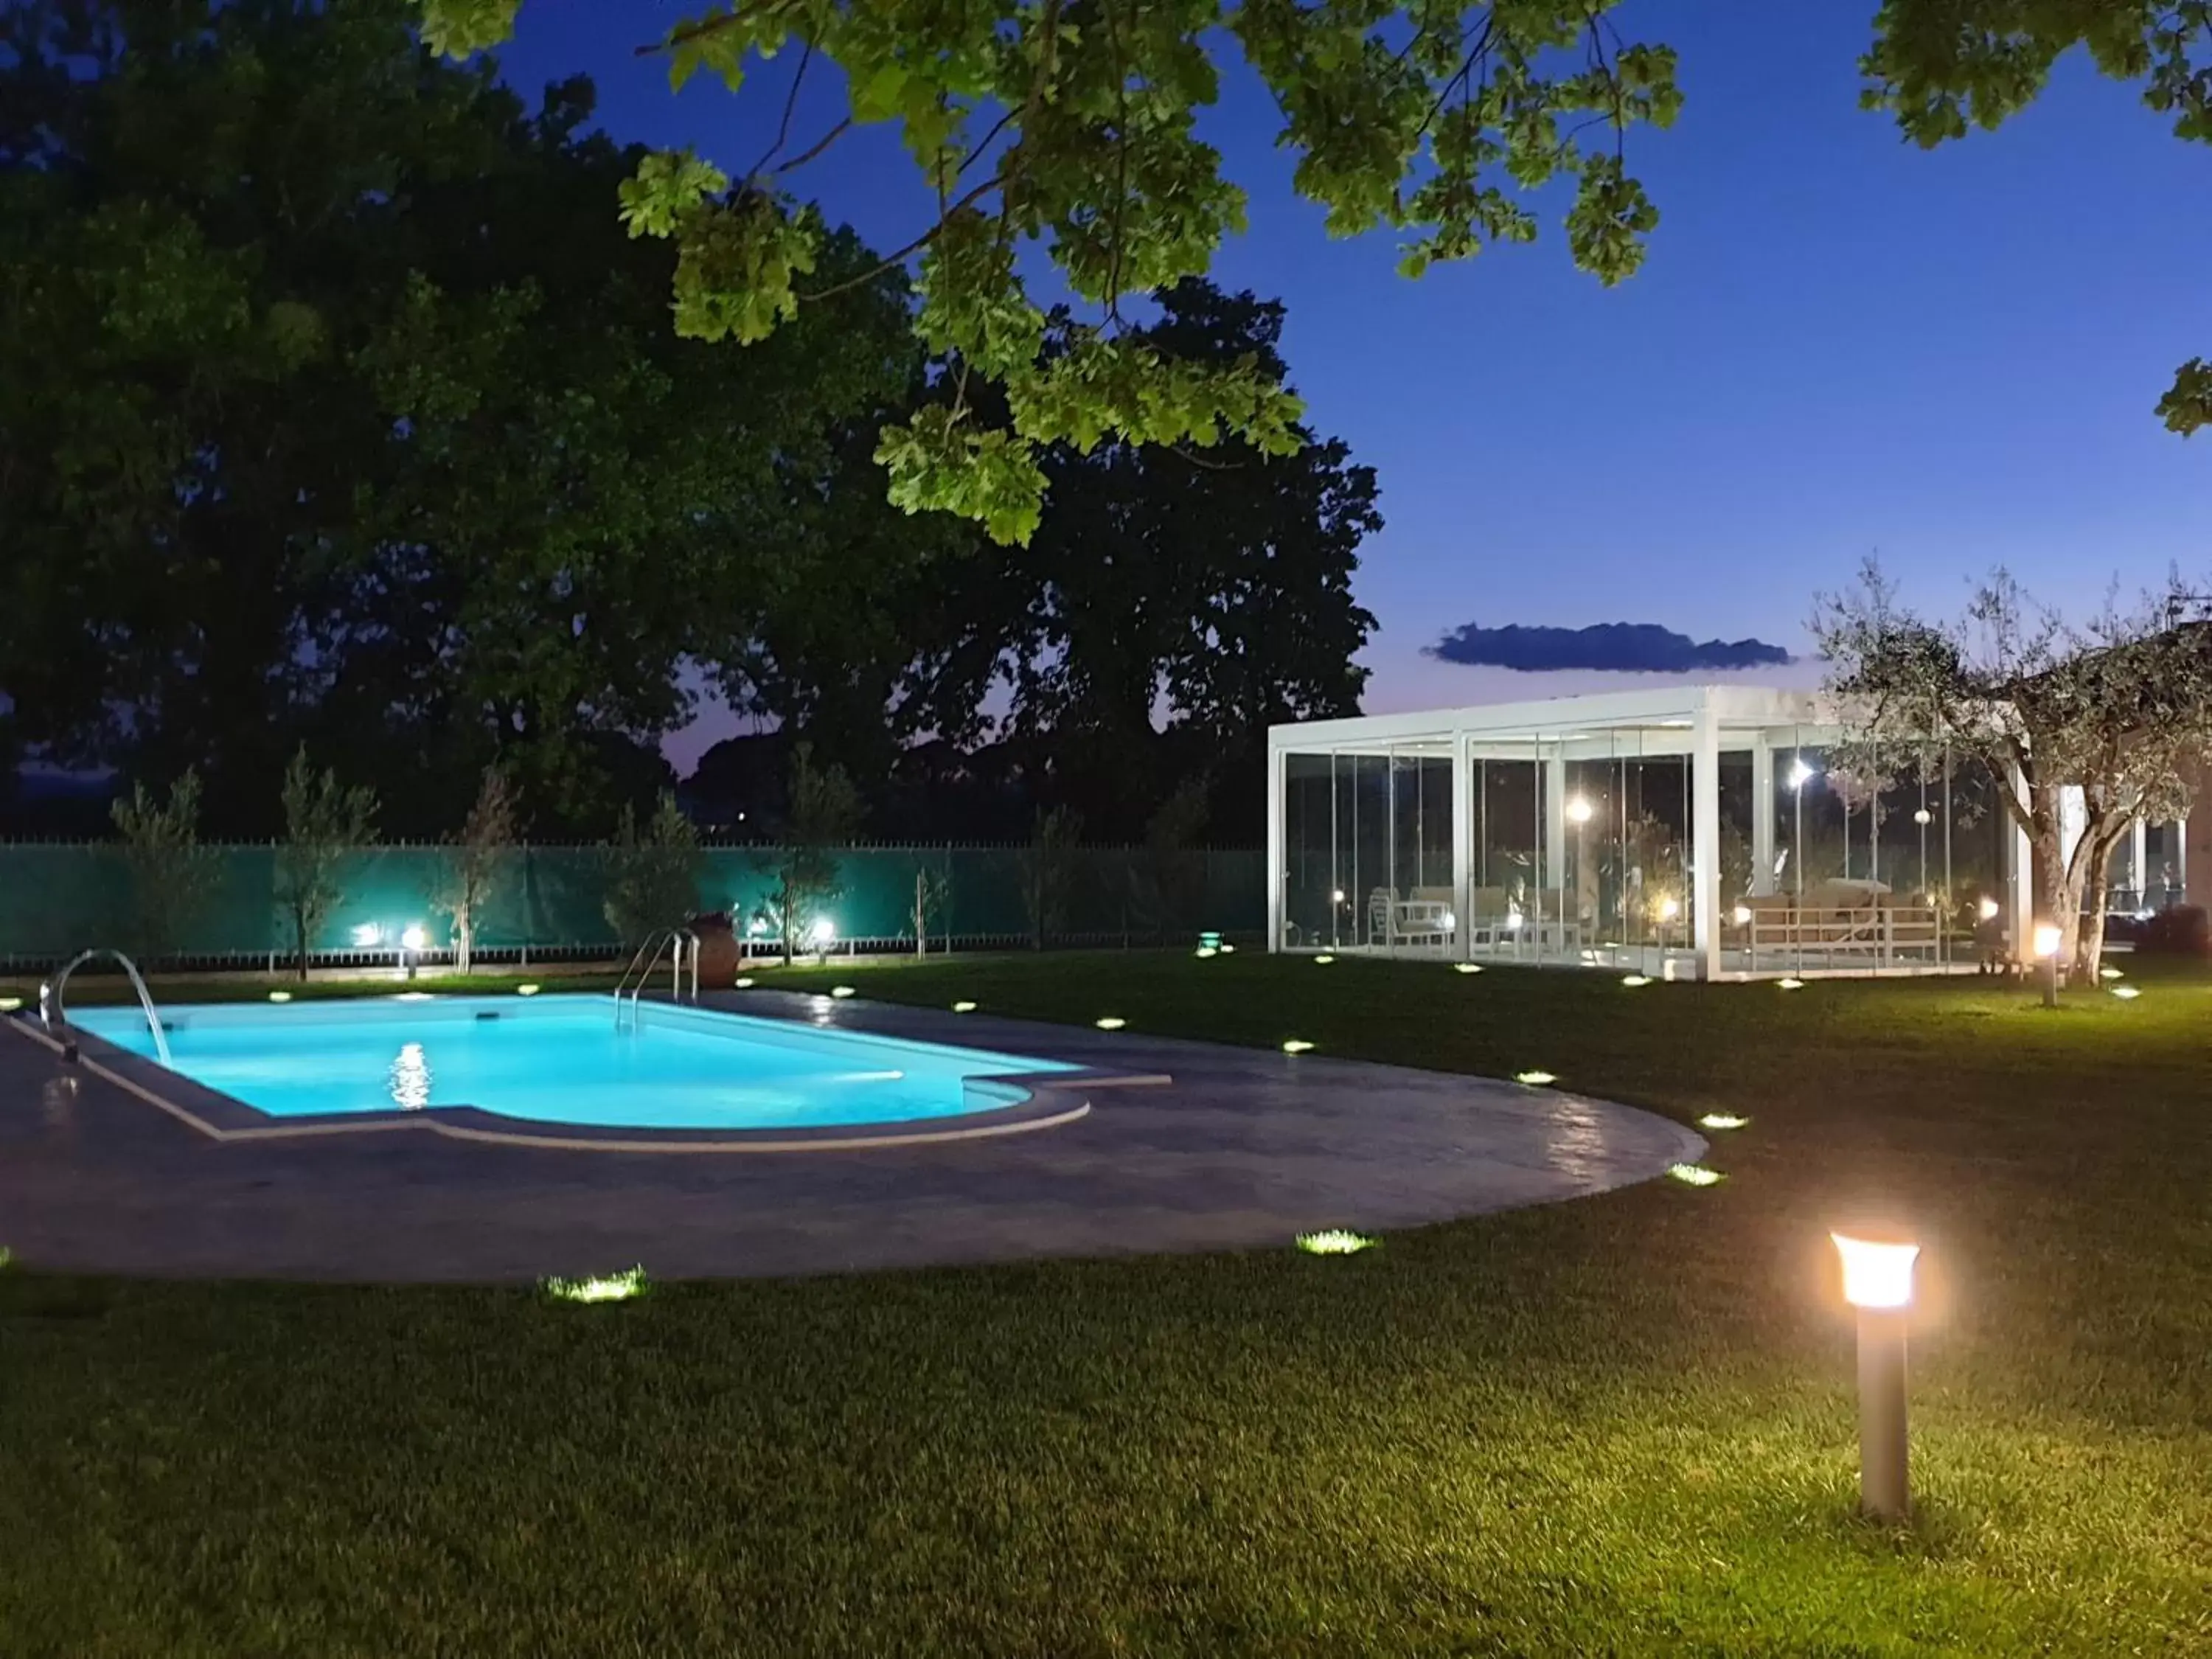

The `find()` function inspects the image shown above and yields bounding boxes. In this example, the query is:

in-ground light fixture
[1830,1230,1921,1522]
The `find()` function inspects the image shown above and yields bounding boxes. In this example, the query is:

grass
[4,950,2211,1655]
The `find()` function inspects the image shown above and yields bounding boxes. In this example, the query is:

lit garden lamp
[1830,1230,1921,1522]
[2034,922,2062,1009]
[400,922,428,981]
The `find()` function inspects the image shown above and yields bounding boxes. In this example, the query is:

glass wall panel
[1468,751,1539,958]
[1280,752,1336,950]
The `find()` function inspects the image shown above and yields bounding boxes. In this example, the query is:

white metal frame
[1267,683,2034,981]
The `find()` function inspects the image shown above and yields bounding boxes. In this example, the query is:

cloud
[1425,620,1794,675]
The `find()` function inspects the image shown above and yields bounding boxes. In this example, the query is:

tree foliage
[757,744,864,964]
[273,748,380,979]
[1,0,924,835]
[1813,560,2212,981]
[1860,0,2212,432]
[602,792,705,946]
[434,767,517,974]
[108,768,219,964]
[417,0,1682,541]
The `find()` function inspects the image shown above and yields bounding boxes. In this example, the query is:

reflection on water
[389,1042,432,1110]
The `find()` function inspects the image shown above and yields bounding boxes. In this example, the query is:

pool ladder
[613,927,698,1032]
[41,946,173,1068]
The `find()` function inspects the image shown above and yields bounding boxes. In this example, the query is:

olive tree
[604,792,705,946]
[757,744,863,965]
[1814,562,2212,982]
[274,748,380,980]
[110,768,219,964]
[434,767,517,975]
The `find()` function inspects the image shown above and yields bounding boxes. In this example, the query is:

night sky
[490,3,2212,767]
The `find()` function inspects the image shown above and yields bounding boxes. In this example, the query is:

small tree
[1131,779,1210,943]
[603,791,704,946]
[434,767,516,975]
[912,858,953,957]
[274,748,380,981]
[1018,805,1085,950]
[110,768,218,965]
[758,744,863,965]
[1815,562,2212,983]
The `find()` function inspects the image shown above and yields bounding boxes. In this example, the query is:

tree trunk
[293,908,310,981]
[455,911,473,977]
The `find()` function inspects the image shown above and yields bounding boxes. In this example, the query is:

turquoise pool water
[68,995,1074,1130]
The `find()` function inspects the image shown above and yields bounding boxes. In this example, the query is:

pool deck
[0,991,1703,1283]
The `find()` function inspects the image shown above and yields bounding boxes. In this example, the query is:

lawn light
[1830,1231,1920,1522]
[2034,923,2062,1008]
[400,922,428,980]
[517,983,541,996]
[731,977,754,990]
[2098,965,2123,981]
[543,1266,648,1304]
[1313,953,1335,965]
[1281,1038,1315,1054]
[952,1000,977,1012]
[1778,977,1805,991]
[1731,904,1753,927]
[351,922,383,949]
[1513,1069,1556,1087]
[1667,1163,1723,1186]
[1199,931,1223,951]
[830,985,855,999]
[809,917,837,961]
[1698,1113,1750,1131]
[1621,974,1652,987]
[1913,808,1933,826]
[1566,796,1593,825]
[1656,897,1681,923]
[1789,758,1818,790]
[1195,946,1218,959]
[1453,961,1483,975]
[1297,1229,1376,1255]
[1219,943,1237,954]
[2110,984,2141,1001]
[268,990,292,1004]
[0,996,21,1015]
[1096,1016,1127,1031]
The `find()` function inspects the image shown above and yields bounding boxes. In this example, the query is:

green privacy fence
[0,843,1266,965]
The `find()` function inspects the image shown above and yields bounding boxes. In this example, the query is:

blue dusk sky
[490,4,2211,768]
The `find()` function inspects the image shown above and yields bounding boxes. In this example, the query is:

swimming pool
[66,996,1077,1132]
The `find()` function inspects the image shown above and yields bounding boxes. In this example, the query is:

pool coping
[1,998,1172,1154]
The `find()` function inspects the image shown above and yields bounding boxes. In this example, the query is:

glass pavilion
[1267,686,2035,980]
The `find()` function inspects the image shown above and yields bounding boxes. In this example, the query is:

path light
[1313,953,1335,965]
[543,1266,648,1305]
[1667,1163,1724,1186]
[1831,1231,1921,1521]
[731,978,753,990]
[1220,943,1237,954]
[1194,946,1218,959]
[400,922,428,981]
[1698,1113,1750,1130]
[2034,923,2062,1009]
[2110,984,2142,1001]
[1095,1017,1127,1031]
[517,983,540,996]
[268,990,292,1004]
[1297,1230,1376,1255]
[1513,1069,1556,1087]
[1453,961,1483,975]
[2098,966,2124,981]
[830,986,855,999]
[1281,1038,1315,1054]
[0,996,20,1015]
[1621,974,1652,988]
[952,1001,977,1013]
[1778,977,1806,991]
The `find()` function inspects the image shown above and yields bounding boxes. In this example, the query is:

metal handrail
[42,947,173,1068]
[613,926,698,1031]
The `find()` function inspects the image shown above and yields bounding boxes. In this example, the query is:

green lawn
[4,951,2210,1656]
